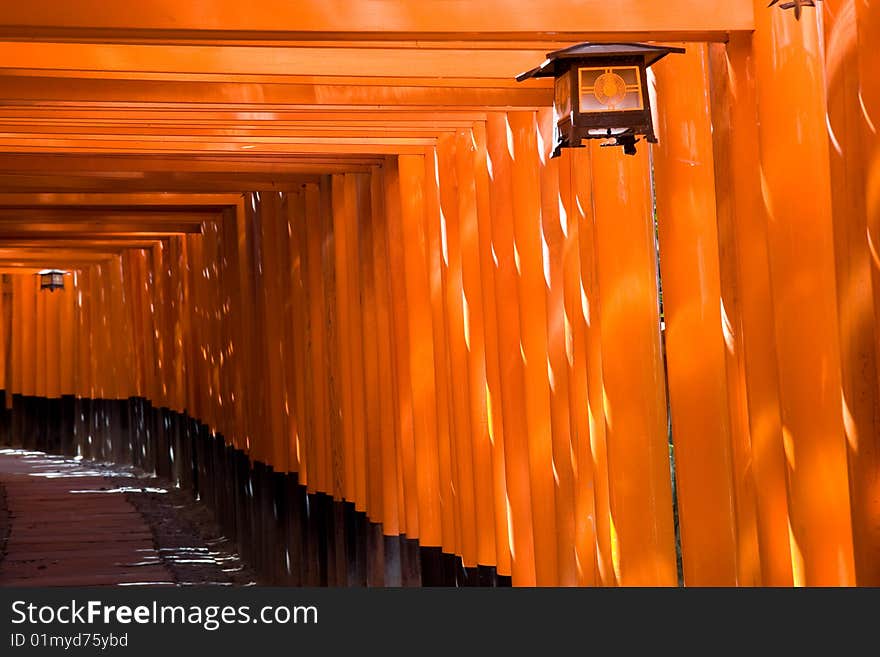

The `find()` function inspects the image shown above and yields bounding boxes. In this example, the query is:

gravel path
[0,449,256,587]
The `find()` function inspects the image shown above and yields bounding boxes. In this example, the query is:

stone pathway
[0,449,255,587]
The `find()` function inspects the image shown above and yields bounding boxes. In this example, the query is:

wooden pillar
[708,35,794,586]
[359,170,385,526]
[222,204,247,451]
[331,175,357,503]
[382,159,418,540]
[285,190,308,483]
[348,174,370,513]
[422,147,459,563]
[590,143,677,587]
[456,128,500,571]
[35,279,48,397]
[76,268,92,402]
[508,111,559,586]
[436,133,475,565]
[322,175,346,502]
[559,147,600,587]
[652,44,741,585]
[59,270,76,396]
[236,196,261,459]
[397,153,443,550]
[826,0,880,585]
[17,275,36,397]
[369,167,401,537]
[258,192,290,473]
[305,183,332,494]
[472,122,511,577]
[486,112,538,586]
[752,0,856,585]
[568,147,615,586]
[0,275,6,398]
[537,108,578,586]
[397,154,443,548]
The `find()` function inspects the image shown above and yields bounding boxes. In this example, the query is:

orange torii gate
[0,0,878,588]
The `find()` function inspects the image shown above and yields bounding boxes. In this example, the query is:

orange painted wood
[397,153,442,548]
[536,108,577,586]
[652,44,740,586]
[437,132,476,564]
[34,279,48,397]
[752,1,856,586]
[216,215,236,443]
[305,183,332,493]
[258,193,287,470]
[46,282,62,399]
[234,198,260,458]
[196,232,211,420]
[508,111,559,586]
[247,196,272,459]
[485,112,537,585]
[347,174,370,512]
[590,144,677,587]
[455,128,498,568]
[471,121,510,575]
[0,76,552,115]
[0,1,754,37]
[279,193,299,471]
[708,34,793,586]
[423,147,459,557]
[369,167,401,536]
[0,277,5,394]
[358,171,385,523]
[17,275,36,397]
[331,175,357,502]
[57,273,71,397]
[339,176,366,509]
[703,44,763,587]
[107,256,130,400]
[90,264,105,400]
[382,158,418,537]
[825,0,880,586]
[169,240,187,409]
[559,147,599,586]
[220,206,247,450]
[0,41,556,80]
[285,190,309,482]
[121,252,143,399]
[74,268,91,399]
[321,176,347,500]
[856,0,880,587]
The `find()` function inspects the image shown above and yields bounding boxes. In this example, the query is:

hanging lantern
[768,0,818,20]
[516,42,685,157]
[39,269,66,292]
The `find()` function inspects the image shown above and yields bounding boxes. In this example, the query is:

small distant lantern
[39,269,66,292]
[516,42,685,157]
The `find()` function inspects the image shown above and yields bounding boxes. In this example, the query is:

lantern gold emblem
[582,67,644,112]
[594,71,627,108]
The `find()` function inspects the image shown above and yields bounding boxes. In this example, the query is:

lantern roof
[515,42,686,81]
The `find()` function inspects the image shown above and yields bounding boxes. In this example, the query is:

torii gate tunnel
[0,0,878,588]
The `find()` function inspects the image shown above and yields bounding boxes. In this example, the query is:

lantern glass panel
[577,66,644,113]
[553,71,572,122]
